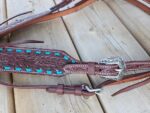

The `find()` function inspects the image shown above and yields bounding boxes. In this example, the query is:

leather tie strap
[126,0,150,14]
[46,84,95,96]
[96,72,150,96]
[0,11,33,26]
[0,80,95,96]
[112,77,150,96]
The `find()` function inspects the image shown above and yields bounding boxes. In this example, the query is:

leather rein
[0,40,149,97]
[0,0,95,37]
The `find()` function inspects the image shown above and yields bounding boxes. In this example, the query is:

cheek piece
[0,0,95,37]
[0,40,149,97]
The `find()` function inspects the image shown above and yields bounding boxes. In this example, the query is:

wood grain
[0,0,14,113]
[6,0,103,113]
[62,0,150,113]
[105,0,150,54]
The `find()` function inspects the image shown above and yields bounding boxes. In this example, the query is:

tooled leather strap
[64,61,150,76]
[0,0,95,37]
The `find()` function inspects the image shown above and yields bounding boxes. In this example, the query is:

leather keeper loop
[74,87,82,96]
[56,84,64,95]
[87,63,96,75]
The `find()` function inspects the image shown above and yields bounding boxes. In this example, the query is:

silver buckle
[82,84,102,95]
[99,57,126,80]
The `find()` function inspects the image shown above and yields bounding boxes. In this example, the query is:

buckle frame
[99,57,126,80]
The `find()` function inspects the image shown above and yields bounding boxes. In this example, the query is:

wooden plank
[0,0,5,22]
[6,0,103,113]
[0,0,14,113]
[62,0,150,113]
[105,0,150,54]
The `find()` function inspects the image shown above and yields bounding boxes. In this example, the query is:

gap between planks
[4,0,17,112]
[52,0,106,112]
[6,0,104,111]
[103,0,150,56]
[61,14,107,113]
[0,0,16,113]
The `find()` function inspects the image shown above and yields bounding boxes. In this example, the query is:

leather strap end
[46,84,95,96]
[112,77,150,96]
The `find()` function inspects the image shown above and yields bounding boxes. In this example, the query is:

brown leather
[97,72,150,96]
[1,41,149,77]
[100,72,150,86]
[0,80,95,96]
[0,11,32,26]
[112,77,150,96]
[46,84,95,96]
[0,40,149,96]
[127,0,150,14]
[0,40,44,47]
[64,61,150,76]
[0,0,95,37]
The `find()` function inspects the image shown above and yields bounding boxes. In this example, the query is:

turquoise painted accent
[64,56,69,60]
[26,68,32,72]
[4,66,11,70]
[26,49,32,53]
[0,48,3,52]
[45,51,51,55]
[56,70,63,75]
[36,68,43,73]
[72,60,76,64]
[35,51,41,54]
[7,48,13,52]
[16,49,23,53]
[15,67,22,71]
[46,70,52,75]
[54,52,60,56]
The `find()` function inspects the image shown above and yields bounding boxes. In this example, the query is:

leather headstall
[0,0,149,97]
[0,40,149,97]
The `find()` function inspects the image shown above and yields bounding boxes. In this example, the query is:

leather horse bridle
[0,0,95,37]
[0,40,149,97]
[0,0,149,97]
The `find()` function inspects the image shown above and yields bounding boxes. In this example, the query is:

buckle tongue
[99,57,126,80]
[82,84,102,95]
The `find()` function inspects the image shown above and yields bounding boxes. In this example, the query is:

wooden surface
[0,0,149,113]
[105,0,150,54]
[0,1,14,113]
